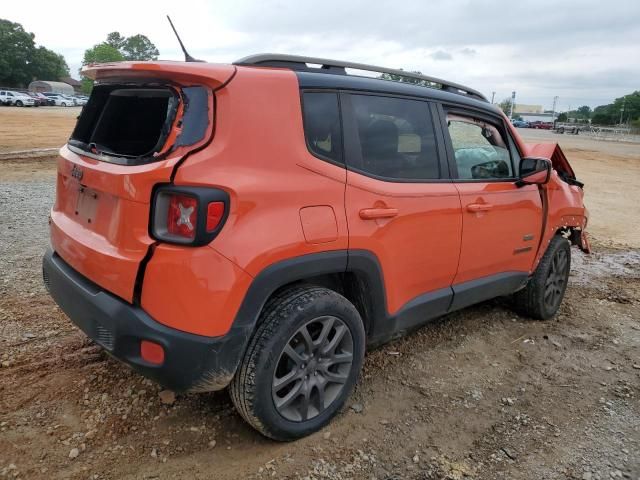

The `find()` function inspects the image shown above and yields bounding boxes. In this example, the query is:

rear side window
[346,94,440,180]
[302,92,343,165]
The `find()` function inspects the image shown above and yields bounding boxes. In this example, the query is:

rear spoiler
[82,61,236,88]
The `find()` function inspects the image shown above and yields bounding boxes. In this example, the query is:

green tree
[82,43,124,65]
[0,19,35,86]
[498,98,514,116]
[121,34,159,61]
[591,113,612,125]
[105,31,126,50]
[380,70,435,87]
[80,43,124,93]
[576,105,592,119]
[0,18,70,86]
[80,32,159,92]
[557,112,568,122]
[611,91,640,124]
[30,46,69,80]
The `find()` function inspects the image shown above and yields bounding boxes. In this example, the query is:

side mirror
[517,157,551,186]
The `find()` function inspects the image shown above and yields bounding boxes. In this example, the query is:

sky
[6,0,640,110]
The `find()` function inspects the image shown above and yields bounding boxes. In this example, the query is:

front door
[442,108,543,288]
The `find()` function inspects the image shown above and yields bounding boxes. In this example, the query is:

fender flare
[231,249,453,351]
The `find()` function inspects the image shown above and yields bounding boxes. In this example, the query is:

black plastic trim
[233,251,350,330]
[449,271,528,311]
[297,72,495,112]
[232,249,529,349]
[43,249,245,392]
[44,245,533,392]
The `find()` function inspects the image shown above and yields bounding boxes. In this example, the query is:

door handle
[467,203,493,212]
[359,208,399,220]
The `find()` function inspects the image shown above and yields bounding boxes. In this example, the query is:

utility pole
[620,97,626,125]
[491,91,496,104]
[509,91,516,120]
[552,96,559,123]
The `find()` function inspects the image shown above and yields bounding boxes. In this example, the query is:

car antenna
[167,15,203,62]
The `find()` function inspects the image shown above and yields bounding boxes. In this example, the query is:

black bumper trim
[42,249,249,392]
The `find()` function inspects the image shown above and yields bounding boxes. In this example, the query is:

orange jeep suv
[42,54,590,440]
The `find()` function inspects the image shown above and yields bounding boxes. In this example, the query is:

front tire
[513,235,571,319]
[230,286,365,441]
[15,100,23,107]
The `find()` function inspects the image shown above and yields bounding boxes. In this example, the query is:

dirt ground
[0,109,638,480]
[0,106,81,154]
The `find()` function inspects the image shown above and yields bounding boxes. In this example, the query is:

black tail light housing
[150,185,229,246]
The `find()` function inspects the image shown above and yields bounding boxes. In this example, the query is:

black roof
[296,71,501,114]
[234,53,499,114]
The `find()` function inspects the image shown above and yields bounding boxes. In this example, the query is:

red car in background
[530,121,554,130]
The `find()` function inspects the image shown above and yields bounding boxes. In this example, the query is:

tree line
[498,93,640,127]
[380,69,639,127]
[80,32,159,92]
[0,18,159,93]
[0,19,70,87]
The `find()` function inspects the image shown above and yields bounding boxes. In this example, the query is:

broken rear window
[69,84,209,165]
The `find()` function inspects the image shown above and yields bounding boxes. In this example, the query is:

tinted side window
[446,114,513,180]
[302,92,343,165]
[348,94,439,180]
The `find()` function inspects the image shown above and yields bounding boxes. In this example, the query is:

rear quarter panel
[172,67,349,274]
[141,67,350,336]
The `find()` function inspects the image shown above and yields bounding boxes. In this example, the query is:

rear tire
[513,235,571,319]
[230,286,365,441]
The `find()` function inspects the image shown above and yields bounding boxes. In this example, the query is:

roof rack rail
[234,53,487,102]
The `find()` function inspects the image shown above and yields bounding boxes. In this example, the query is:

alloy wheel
[272,315,354,422]
[544,248,569,310]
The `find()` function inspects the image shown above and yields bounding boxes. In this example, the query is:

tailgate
[50,62,234,302]
[50,147,178,302]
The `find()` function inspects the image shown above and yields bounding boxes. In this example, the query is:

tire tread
[513,235,570,319]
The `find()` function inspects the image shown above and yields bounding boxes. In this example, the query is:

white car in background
[0,90,36,107]
[72,95,87,106]
[42,93,75,107]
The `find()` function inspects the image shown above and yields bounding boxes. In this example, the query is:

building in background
[61,77,82,93]
[28,80,75,95]
[513,104,555,123]
[514,104,544,114]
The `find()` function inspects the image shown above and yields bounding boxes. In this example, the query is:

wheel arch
[234,250,388,344]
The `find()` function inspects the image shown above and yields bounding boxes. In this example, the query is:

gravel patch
[0,180,55,298]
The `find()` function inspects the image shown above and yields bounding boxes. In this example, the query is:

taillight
[206,202,225,231]
[167,194,198,239]
[151,186,229,246]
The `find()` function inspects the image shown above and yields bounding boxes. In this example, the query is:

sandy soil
[0,106,81,154]
[0,113,639,480]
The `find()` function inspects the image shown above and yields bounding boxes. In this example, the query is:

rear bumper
[43,249,249,392]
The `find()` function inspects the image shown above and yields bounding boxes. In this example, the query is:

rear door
[440,105,543,289]
[342,92,462,328]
